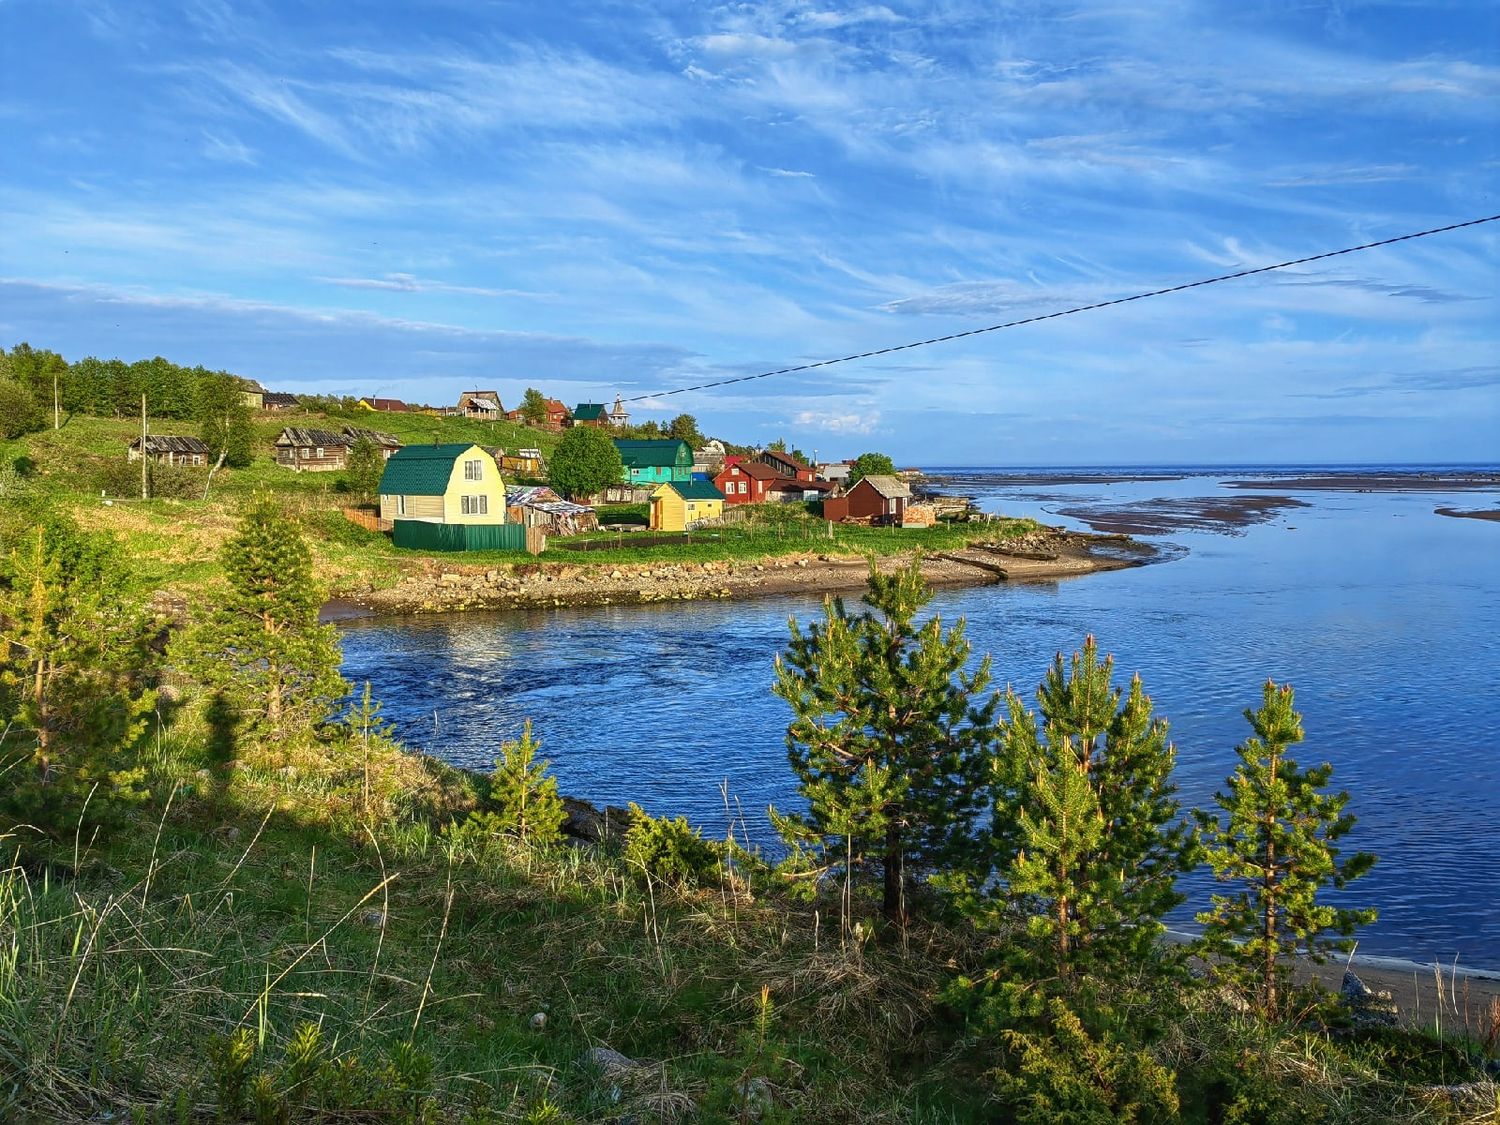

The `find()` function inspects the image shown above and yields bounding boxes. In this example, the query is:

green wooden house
[613,439,693,486]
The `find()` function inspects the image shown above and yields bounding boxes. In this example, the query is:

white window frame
[461,494,488,516]
[464,458,483,481]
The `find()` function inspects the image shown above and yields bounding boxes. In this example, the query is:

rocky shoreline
[323,528,1154,619]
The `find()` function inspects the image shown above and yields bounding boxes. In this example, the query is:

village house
[262,392,300,411]
[821,474,913,526]
[816,461,852,484]
[758,448,815,482]
[127,435,211,466]
[571,402,609,428]
[497,447,546,475]
[692,439,726,477]
[238,379,265,411]
[358,397,410,413]
[649,480,726,532]
[274,427,352,472]
[713,458,780,505]
[457,390,504,419]
[343,427,403,461]
[614,439,693,486]
[378,443,528,551]
[768,477,836,504]
[543,398,571,430]
[608,395,630,428]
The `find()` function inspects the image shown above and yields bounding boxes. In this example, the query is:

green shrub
[449,721,566,847]
[623,803,721,888]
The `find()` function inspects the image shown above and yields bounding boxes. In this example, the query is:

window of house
[397,495,407,516]
[299,447,308,458]
[464,459,482,480]
[315,447,325,458]
[462,495,488,516]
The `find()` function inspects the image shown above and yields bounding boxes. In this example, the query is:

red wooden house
[713,459,781,505]
[757,448,814,482]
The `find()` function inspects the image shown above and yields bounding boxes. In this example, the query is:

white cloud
[793,408,880,434]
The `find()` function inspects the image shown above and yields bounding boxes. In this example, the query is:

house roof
[131,435,211,455]
[275,428,350,448]
[378,443,490,496]
[507,485,594,514]
[717,459,778,481]
[659,480,725,501]
[772,477,835,493]
[262,391,300,407]
[459,391,502,411]
[857,474,912,500]
[760,449,811,473]
[343,426,403,449]
[614,439,692,468]
[573,402,607,421]
[364,397,409,412]
[545,398,570,415]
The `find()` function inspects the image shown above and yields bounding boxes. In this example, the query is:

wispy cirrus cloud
[318,273,555,300]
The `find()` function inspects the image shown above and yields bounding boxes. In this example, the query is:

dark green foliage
[770,559,999,925]
[547,425,623,500]
[623,803,721,888]
[848,451,896,484]
[173,494,346,740]
[0,517,156,830]
[1195,682,1376,1019]
[196,371,255,468]
[666,413,703,446]
[0,377,44,438]
[980,637,1195,984]
[995,998,1180,1124]
[343,437,384,503]
[520,387,547,425]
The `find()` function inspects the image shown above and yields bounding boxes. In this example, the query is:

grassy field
[1,409,1020,604]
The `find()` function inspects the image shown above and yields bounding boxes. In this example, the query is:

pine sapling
[1195,681,1376,1020]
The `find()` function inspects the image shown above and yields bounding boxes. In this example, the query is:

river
[339,466,1500,968]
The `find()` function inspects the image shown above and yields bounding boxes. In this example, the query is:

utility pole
[53,364,60,431]
[140,393,148,501]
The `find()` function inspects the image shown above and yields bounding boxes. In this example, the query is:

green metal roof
[614,439,691,468]
[573,402,607,421]
[662,480,725,501]
[378,443,485,496]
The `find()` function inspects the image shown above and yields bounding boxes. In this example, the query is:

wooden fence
[342,507,393,533]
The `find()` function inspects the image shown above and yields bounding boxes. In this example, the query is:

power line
[624,213,1500,403]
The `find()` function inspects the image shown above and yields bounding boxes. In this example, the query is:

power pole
[53,364,60,431]
[141,393,149,500]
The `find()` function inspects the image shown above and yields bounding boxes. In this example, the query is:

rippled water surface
[341,468,1500,966]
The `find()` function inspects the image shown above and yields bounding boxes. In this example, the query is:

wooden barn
[343,427,403,461]
[821,474,912,526]
[127,435,211,466]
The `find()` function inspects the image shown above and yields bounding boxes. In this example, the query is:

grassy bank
[5,726,1494,1123]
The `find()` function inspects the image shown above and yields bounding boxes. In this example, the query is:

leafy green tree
[197,371,255,468]
[0,378,44,438]
[981,638,1194,984]
[666,413,703,446]
[849,452,896,484]
[1195,682,1376,1019]
[548,425,623,500]
[770,559,999,926]
[174,494,346,740]
[344,437,384,503]
[520,387,547,425]
[0,518,156,828]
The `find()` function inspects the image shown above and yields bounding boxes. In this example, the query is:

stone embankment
[331,529,1152,618]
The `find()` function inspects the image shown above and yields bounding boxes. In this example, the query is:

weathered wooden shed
[821,474,912,525]
[506,485,598,535]
[274,427,351,472]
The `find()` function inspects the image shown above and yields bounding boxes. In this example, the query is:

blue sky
[2,1,1496,464]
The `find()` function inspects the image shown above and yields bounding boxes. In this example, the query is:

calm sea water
[340,466,1500,967]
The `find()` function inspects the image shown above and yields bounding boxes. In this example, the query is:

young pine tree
[486,720,566,844]
[769,559,1000,927]
[0,519,156,828]
[175,494,346,740]
[1195,681,1376,1020]
[985,638,1194,983]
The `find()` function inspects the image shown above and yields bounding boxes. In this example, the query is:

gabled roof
[573,402,607,421]
[614,439,692,468]
[378,443,491,496]
[262,391,300,408]
[364,397,409,412]
[772,477,835,493]
[717,459,778,481]
[343,426,403,449]
[657,480,725,501]
[130,435,211,455]
[759,448,811,473]
[545,398,570,415]
[276,428,350,448]
[458,390,502,411]
[856,474,912,500]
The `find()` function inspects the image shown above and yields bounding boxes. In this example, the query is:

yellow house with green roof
[649,480,726,532]
[379,443,526,550]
